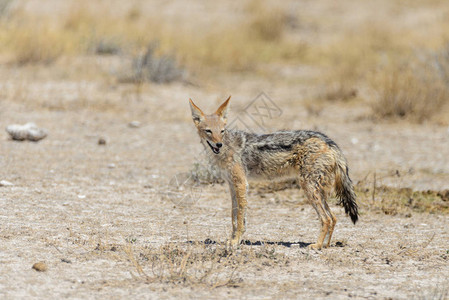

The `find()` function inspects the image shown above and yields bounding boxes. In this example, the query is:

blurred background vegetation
[0,0,448,123]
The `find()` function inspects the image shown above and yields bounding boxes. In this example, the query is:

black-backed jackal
[189,97,358,250]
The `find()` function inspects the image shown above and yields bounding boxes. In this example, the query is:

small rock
[107,163,116,169]
[77,195,86,199]
[32,262,48,272]
[335,241,346,247]
[0,180,13,187]
[98,137,106,145]
[61,258,72,264]
[128,121,141,128]
[6,123,47,142]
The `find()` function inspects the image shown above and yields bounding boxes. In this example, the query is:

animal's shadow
[187,239,313,248]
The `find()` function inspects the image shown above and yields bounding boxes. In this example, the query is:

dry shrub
[370,58,448,123]
[120,42,184,84]
[0,0,13,18]
[246,1,289,42]
[5,24,66,65]
[432,42,449,86]
[313,23,415,103]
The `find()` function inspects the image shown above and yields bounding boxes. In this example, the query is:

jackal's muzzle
[207,140,222,154]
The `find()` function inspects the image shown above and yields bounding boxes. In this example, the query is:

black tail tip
[350,213,358,224]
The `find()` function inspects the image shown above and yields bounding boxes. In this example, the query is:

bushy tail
[333,147,359,224]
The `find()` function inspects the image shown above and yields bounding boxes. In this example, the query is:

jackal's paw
[308,243,322,250]
[225,238,241,250]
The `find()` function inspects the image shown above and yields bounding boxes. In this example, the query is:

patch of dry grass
[124,241,289,288]
[2,21,66,65]
[245,0,289,42]
[356,185,449,216]
[306,16,449,123]
[369,53,448,123]
[307,20,419,105]
[0,1,304,74]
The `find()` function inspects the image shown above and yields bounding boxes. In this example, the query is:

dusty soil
[0,80,448,299]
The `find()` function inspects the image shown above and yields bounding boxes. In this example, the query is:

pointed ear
[189,98,205,125]
[215,96,231,122]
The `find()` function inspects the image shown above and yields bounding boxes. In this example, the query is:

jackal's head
[189,96,230,155]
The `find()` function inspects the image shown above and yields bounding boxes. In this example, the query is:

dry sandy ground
[0,82,448,299]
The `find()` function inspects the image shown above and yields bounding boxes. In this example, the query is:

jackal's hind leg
[309,201,332,250]
[301,182,333,250]
[323,200,337,248]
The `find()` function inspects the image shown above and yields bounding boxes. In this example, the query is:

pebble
[0,180,13,186]
[98,137,107,145]
[32,262,48,272]
[128,121,141,128]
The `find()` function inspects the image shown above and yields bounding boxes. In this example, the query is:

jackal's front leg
[227,163,247,248]
[229,184,238,235]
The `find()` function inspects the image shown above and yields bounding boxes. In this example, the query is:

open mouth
[207,141,220,154]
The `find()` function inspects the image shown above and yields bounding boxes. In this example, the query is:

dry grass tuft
[246,1,289,42]
[356,185,449,216]
[308,24,402,106]
[5,24,66,65]
[314,25,397,97]
[127,241,288,287]
[370,56,448,123]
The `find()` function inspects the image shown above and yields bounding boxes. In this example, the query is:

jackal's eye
[220,130,225,134]
[204,129,212,135]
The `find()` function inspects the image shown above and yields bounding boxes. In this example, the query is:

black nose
[216,143,222,148]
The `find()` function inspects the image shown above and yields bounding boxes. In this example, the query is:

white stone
[6,123,47,141]
[0,180,13,186]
